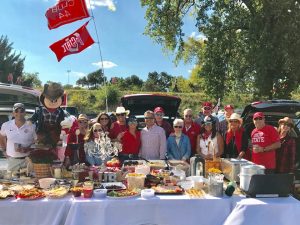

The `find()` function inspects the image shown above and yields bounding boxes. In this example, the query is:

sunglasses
[280,122,292,127]
[184,115,193,118]
[174,126,183,128]
[254,117,264,121]
[128,121,137,125]
[93,129,102,132]
[116,113,126,116]
[229,120,239,123]
[79,121,88,124]
[145,117,154,120]
[100,117,109,121]
[14,108,25,113]
[204,122,212,125]
[155,113,164,117]
[203,107,211,110]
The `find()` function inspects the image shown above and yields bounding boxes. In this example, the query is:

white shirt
[199,134,219,156]
[0,120,36,157]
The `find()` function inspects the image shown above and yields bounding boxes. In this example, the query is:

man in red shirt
[251,112,281,173]
[109,107,129,141]
[182,108,200,156]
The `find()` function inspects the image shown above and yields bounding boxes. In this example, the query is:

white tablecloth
[223,197,300,225]
[0,197,72,225]
[0,194,299,225]
[65,195,232,225]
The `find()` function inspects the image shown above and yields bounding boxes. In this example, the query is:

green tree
[22,72,42,88]
[87,69,105,89]
[142,71,173,92]
[76,76,89,88]
[0,35,25,83]
[141,0,300,99]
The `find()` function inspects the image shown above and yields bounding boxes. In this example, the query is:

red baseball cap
[202,102,212,108]
[224,104,234,110]
[253,112,265,119]
[154,107,164,114]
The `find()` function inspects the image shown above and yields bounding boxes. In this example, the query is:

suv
[121,94,181,129]
[241,99,300,170]
[0,83,41,127]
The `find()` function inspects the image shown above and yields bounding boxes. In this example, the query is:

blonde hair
[173,118,184,126]
[84,123,101,142]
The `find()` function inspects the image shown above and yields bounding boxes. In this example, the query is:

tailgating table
[0,194,299,225]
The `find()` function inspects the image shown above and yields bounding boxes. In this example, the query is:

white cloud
[189,32,207,40]
[87,0,116,11]
[92,60,118,69]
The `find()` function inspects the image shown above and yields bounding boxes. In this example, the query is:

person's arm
[159,130,167,159]
[182,136,191,160]
[216,133,224,157]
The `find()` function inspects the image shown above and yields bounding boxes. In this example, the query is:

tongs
[164,156,171,170]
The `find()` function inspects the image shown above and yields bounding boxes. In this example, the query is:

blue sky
[1,0,201,85]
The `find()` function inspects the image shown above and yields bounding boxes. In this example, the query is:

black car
[241,99,300,170]
[121,94,181,129]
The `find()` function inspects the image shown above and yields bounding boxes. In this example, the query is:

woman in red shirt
[118,116,141,163]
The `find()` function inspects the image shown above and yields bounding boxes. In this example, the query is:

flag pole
[88,0,108,112]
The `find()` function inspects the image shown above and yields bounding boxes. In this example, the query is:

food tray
[147,160,167,169]
[151,185,184,195]
[101,182,126,190]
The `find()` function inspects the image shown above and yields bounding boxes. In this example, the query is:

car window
[0,92,40,105]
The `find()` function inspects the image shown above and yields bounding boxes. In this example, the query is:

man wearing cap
[218,104,235,138]
[251,112,281,173]
[0,103,36,171]
[154,107,173,138]
[195,102,219,128]
[140,110,167,160]
[109,106,129,141]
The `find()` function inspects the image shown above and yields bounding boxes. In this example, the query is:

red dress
[121,130,141,155]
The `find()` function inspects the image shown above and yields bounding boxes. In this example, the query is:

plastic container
[135,165,150,175]
[39,178,56,189]
[239,173,252,191]
[93,189,107,198]
[186,176,204,190]
[126,173,146,189]
[141,189,155,199]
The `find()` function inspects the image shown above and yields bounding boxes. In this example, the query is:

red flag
[49,22,95,62]
[45,0,90,30]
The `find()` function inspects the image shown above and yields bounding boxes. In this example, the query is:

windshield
[0,92,40,106]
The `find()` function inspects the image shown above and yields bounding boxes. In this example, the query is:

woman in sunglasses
[196,115,224,160]
[166,119,191,161]
[223,113,250,160]
[276,117,296,173]
[96,112,112,133]
[64,114,89,167]
[84,123,103,166]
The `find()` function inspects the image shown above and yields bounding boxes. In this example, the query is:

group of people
[0,101,297,176]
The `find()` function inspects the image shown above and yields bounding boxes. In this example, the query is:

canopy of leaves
[141,0,300,100]
[0,35,25,83]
